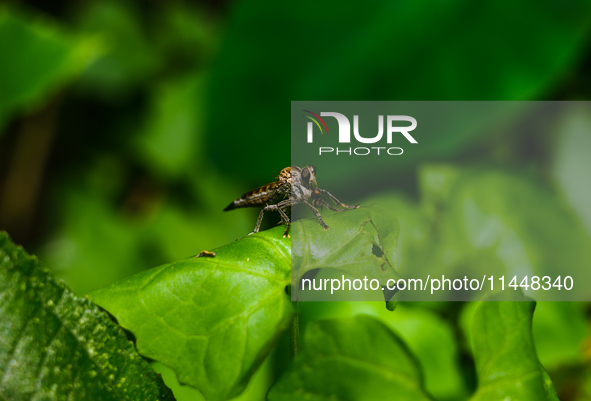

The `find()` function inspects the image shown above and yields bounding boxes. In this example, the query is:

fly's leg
[303,200,330,231]
[317,197,348,212]
[253,199,292,236]
[314,188,359,210]
[275,199,291,219]
[276,200,292,238]
[253,208,267,234]
[281,198,302,238]
[282,221,291,238]
[311,189,347,211]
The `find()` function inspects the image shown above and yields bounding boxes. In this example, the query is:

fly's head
[289,165,316,204]
[300,165,317,189]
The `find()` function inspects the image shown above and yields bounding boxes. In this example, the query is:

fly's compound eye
[301,167,311,186]
[302,165,317,187]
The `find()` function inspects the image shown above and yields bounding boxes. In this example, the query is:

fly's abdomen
[223,182,285,211]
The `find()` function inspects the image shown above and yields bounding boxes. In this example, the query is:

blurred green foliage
[0,8,101,131]
[207,1,591,178]
[1,0,591,400]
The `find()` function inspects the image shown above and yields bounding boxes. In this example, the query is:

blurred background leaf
[71,1,160,99]
[551,104,591,237]
[0,7,102,131]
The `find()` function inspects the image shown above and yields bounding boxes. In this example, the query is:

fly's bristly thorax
[277,166,292,183]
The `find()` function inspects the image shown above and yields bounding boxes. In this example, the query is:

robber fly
[224,166,359,237]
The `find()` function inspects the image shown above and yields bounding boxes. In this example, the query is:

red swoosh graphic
[304,110,329,134]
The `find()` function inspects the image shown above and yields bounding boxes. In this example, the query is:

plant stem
[289,301,299,360]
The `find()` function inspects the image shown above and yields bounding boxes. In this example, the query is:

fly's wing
[223,181,289,211]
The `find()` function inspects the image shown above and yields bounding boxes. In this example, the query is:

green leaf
[532,302,589,369]
[361,192,434,279]
[88,227,294,401]
[298,302,468,400]
[268,315,434,401]
[292,205,401,302]
[360,303,470,401]
[469,292,558,401]
[152,362,204,401]
[308,301,470,400]
[0,8,101,131]
[414,165,591,301]
[0,231,173,401]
